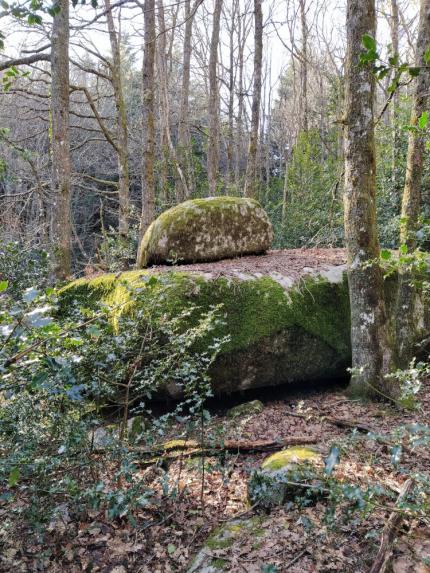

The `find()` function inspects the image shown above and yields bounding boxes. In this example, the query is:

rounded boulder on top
[137,196,273,267]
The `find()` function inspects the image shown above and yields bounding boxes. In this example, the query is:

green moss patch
[261,447,321,471]
[226,400,264,418]
[59,270,350,356]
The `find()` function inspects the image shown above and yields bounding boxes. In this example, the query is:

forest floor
[2,381,429,573]
[144,248,348,281]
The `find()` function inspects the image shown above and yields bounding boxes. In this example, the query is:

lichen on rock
[226,400,264,418]
[247,446,323,509]
[137,196,273,267]
[187,517,266,572]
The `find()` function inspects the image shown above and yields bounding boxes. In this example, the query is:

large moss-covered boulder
[59,265,351,397]
[59,250,430,399]
[137,197,273,267]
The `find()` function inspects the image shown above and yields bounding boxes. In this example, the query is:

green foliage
[97,223,139,272]
[0,273,226,528]
[387,359,430,410]
[277,129,343,248]
[0,241,51,298]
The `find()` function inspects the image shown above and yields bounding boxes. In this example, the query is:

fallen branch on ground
[284,408,374,433]
[140,436,319,455]
[369,478,414,573]
[133,436,319,466]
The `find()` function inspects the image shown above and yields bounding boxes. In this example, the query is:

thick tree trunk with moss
[396,0,430,366]
[138,0,156,259]
[244,0,263,198]
[104,0,130,237]
[344,0,395,399]
[207,0,222,196]
[51,0,71,280]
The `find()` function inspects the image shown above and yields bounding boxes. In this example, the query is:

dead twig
[369,478,414,573]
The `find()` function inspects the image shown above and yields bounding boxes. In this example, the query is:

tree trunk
[51,0,71,280]
[177,0,197,200]
[235,9,245,188]
[344,0,395,399]
[226,0,237,190]
[299,0,308,133]
[244,0,263,198]
[156,0,170,206]
[396,0,430,366]
[157,0,189,204]
[207,0,223,196]
[390,0,400,188]
[138,0,156,257]
[104,0,130,237]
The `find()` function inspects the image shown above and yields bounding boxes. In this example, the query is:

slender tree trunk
[207,0,222,196]
[282,149,289,225]
[137,0,156,260]
[344,0,395,399]
[390,0,400,188]
[157,0,189,204]
[226,0,237,190]
[177,0,197,200]
[244,0,263,198]
[104,0,130,236]
[235,10,245,188]
[51,0,71,279]
[299,0,308,133]
[156,0,170,205]
[396,0,430,365]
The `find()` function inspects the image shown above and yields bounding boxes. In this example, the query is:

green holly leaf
[167,544,176,555]
[8,467,20,487]
[362,34,376,51]
[418,111,428,130]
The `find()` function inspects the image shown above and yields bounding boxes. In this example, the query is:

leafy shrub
[0,276,227,527]
[0,241,50,297]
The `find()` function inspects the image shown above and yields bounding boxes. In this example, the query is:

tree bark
[235,8,245,188]
[226,0,237,190]
[299,0,308,133]
[156,0,170,206]
[138,0,156,258]
[390,0,400,188]
[177,0,198,200]
[156,0,189,204]
[207,0,222,196]
[51,0,72,279]
[104,0,130,237]
[244,0,263,198]
[396,0,430,366]
[344,0,395,399]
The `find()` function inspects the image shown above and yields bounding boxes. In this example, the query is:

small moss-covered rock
[248,446,323,509]
[137,197,273,267]
[187,517,266,572]
[127,416,147,443]
[226,400,264,418]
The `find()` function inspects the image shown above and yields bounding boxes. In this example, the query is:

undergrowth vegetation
[0,245,429,572]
